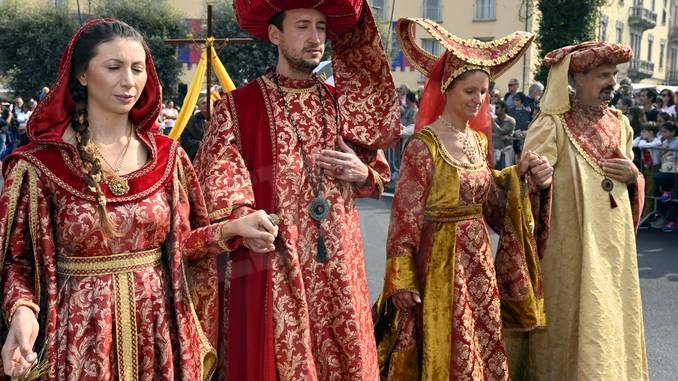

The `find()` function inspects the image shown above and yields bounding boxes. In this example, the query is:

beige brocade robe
[521,111,648,381]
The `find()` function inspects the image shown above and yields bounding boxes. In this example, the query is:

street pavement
[357,197,678,381]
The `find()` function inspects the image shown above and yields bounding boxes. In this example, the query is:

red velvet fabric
[227,82,276,381]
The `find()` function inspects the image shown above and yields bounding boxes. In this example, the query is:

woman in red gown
[0,19,277,380]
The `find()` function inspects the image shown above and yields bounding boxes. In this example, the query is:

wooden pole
[206,4,213,120]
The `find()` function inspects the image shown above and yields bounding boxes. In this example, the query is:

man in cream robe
[521,41,648,381]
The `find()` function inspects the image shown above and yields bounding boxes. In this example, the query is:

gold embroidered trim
[56,248,162,276]
[559,114,623,178]
[113,271,138,381]
[208,206,233,222]
[372,167,385,194]
[397,18,533,79]
[441,65,490,92]
[26,162,42,307]
[226,91,243,152]
[422,128,486,171]
[259,77,280,208]
[22,141,177,203]
[261,74,316,94]
[59,131,159,181]
[7,299,40,323]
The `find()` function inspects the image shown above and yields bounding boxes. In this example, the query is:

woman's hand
[519,151,553,189]
[390,291,421,310]
[223,210,279,253]
[2,306,39,377]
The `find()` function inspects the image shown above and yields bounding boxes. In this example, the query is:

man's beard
[281,44,321,74]
[599,85,615,101]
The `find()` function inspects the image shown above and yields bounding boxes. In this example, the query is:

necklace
[91,123,133,196]
[273,73,331,262]
[438,116,480,164]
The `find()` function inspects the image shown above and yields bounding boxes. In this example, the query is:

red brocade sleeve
[353,149,391,198]
[177,148,242,259]
[1,161,46,322]
[382,139,433,297]
[193,98,256,224]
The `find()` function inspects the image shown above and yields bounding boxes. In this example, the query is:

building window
[633,0,642,6]
[370,0,387,20]
[630,31,642,58]
[599,15,609,41]
[660,41,665,69]
[474,0,496,21]
[424,0,442,21]
[652,0,656,10]
[421,38,442,56]
[616,21,624,44]
[647,35,654,62]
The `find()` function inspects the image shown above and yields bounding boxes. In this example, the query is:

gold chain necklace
[91,124,133,196]
[438,116,480,164]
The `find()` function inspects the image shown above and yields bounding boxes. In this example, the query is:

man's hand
[316,136,369,184]
[390,291,421,310]
[602,149,639,184]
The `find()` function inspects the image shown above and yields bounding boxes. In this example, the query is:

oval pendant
[108,176,130,196]
[308,196,330,222]
[601,177,614,192]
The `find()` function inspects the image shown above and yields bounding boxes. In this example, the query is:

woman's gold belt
[424,204,483,222]
[56,247,162,277]
[56,247,163,381]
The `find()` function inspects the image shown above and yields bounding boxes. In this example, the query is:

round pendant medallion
[601,178,614,192]
[308,196,330,222]
[108,176,130,196]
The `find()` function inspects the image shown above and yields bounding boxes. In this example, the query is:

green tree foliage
[0,4,78,99]
[0,0,185,101]
[536,0,608,83]
[209,0,278,85]
[93,0,185,101]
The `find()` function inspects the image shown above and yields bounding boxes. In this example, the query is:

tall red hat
[233,0,364,40]
[396,18,534,93]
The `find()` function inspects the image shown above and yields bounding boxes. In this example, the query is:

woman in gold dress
[374,19,553,380]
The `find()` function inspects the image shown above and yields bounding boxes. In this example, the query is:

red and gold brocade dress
[0,134,222,381]
[194,69,391,381]
[374,128,548,381]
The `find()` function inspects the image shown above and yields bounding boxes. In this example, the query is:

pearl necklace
[438,116,479,164]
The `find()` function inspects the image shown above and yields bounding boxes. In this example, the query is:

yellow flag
[168,42,236,140]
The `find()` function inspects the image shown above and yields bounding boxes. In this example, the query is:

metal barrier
[636,146,678,228]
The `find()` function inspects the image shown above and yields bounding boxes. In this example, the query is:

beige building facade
[598,0,672,85]
[373,0,678,94]
[372,0,540,95]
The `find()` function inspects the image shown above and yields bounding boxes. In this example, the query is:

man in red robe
[193,1,400,380]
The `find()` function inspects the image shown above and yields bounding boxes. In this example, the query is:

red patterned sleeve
[353,149,390,198]
[382,139,432,297]
[177,148,242,259]
[193,99,256,224]
[1,164,41,322]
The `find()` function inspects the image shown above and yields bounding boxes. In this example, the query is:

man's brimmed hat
[233,0,363,41]
[395,18,534,92]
